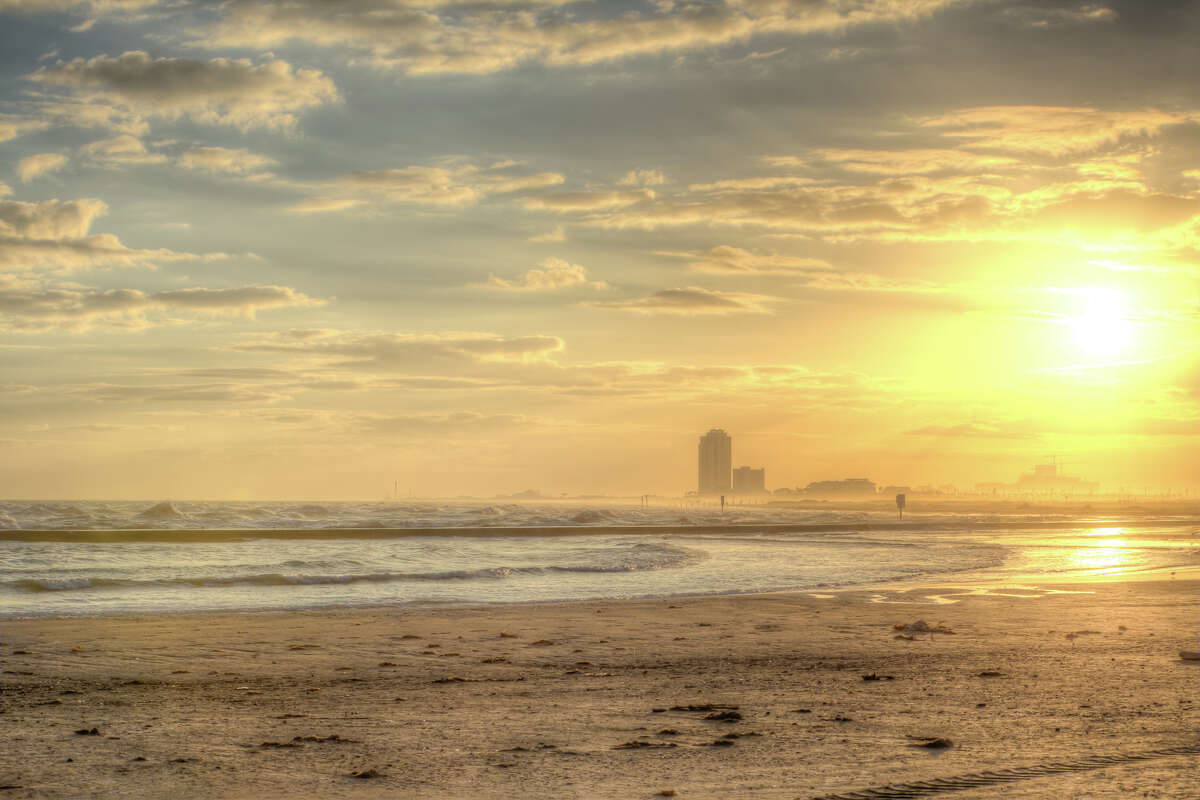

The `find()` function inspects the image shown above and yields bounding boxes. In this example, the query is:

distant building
[976,463,1098,496]
[1013,463,1098,495]
[698,429,732,494]
[732,466,766,494]
[804,478,877,497]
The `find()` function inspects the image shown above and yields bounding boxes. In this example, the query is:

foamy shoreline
[6,516,1199,541]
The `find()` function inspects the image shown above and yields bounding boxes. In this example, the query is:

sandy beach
[2,575,1198,799]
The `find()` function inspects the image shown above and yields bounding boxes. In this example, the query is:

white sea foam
[2,501,1198,618]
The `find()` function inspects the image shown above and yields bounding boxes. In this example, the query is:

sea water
[2,500,1198,618]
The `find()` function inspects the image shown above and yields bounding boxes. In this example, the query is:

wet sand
[2,577,1198,799]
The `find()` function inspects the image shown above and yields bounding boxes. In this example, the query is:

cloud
[541,106,1200,250]
[29,51,339,132]
[177,145,277,176]
[0,283,323,332]
[485,257,608,291]
[0,115,50,143]
[0,197,107,239]
[79,134,166,166]
[190,0,966,76]
[920,106,1199,156]
[529,224,566,243]
[16,152,69,183]
[678,245,834,275]
[70,382,290,404]
[351,411,533,438]
[0,197,220,272]
[0,0,156,11]
[905,422,1035,439]
[592,286,777,315]
[232,331,566,369]
[293,160,564,213]
[619,169,666,187]
[523,189,654,212]
[805,148,1020,175]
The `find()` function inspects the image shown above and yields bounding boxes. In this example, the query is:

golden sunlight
[1068,288,1133,356]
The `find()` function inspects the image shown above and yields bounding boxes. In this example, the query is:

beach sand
[2,577,1198,799]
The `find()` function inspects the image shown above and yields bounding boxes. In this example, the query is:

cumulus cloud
[0,283,323,332]
[79,134,166,166]
[0,197,220,273]
[293,160,564,213]
[190,0,967,76]
[485,257,608,291]
[29,51,339,132]
[593,286,778,314]
[177,145,277,176]
[0,115,50,143]
[16,152,69,183]
[619,168,666,187]
[0,197,107,239]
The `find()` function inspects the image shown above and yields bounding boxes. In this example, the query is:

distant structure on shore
[732,466,766,494]
[698,429,732,494]
[697,429,768,495]
[802,478,878,498]
[976,461,1099,496]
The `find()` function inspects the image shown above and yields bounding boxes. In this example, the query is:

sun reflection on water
[1071,539,1133,574]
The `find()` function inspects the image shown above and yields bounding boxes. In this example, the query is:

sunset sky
[1,0,1198,499]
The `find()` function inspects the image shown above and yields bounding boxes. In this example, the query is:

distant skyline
[1,2,1198,499]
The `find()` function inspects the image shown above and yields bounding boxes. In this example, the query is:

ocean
[2,500,1198,618]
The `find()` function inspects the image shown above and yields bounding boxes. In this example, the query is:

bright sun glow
[1069,288,1133,356]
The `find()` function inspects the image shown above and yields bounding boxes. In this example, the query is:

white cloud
[191,0,967,76]
[0,197,222,273]
[523,188,654,212]
[16,152,69,183]
[30,51,340,133]
[679,245,834,275]
[0,115,50,143]
[0,282,323,332]
[79,134,166,166]
[177,145,277,175]
[292,161,565,214]
[618,168,666,187]
[485,257,608,291]
[592,286,778,315]
[233,331,565,368]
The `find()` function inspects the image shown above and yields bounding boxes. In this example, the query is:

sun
[1068,288,1133,356]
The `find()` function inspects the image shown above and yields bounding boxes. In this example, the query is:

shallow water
[2,501,1198,617]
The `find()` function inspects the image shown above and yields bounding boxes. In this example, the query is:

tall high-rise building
[698,428,732,494]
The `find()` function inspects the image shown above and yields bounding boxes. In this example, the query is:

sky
[0,0,1197,500]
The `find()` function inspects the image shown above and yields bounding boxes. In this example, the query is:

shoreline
[3,576,1197,798]
[5,515,1200,542]
[5,541,1199,623]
